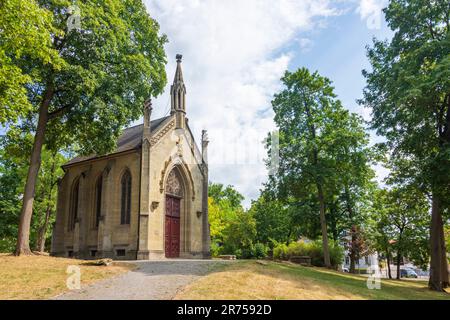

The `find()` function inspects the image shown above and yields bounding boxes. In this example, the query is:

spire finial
[176,54,182,63]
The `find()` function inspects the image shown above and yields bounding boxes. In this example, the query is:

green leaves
[1,0,167,155]
[361,0,450,194]
[0,134,66,252]
[368,187,430,269]
[208,183,257,257]
[0,0,63,124]
[268,67,375,241]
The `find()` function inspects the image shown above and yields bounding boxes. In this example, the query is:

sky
[143,0,394,207]
[142,0,394,207]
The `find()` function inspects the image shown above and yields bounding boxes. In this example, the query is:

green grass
[270,262,450,300]
[176,260,450,300]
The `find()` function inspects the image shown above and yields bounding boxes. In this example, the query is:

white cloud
[144,0,343,207]
[356,0,388,30]
[298,38,314,52]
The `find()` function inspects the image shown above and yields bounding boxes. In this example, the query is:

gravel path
[54,259,230,300]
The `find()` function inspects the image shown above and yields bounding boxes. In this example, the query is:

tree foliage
[266,67,376,268]
[208,183,260,258]
[0,132,66,252]
[368,187,430,278]
[360,0,449,290]
[0,0,168,254]
[249,195,293,246]
[0,0,64,124]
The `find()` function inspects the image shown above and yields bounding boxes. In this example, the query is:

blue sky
[288,6,392,119]
[145,0,394,207]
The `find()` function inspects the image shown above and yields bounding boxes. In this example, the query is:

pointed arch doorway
[164,169,184,258]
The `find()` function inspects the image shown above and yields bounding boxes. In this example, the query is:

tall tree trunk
[430,94,450,290]
[15,84,54,256]
[344,186,357,273]
[329,203,338,241]
[429,194,444,291]
[303,93,331,268]
[317,183,331,268]
[36,205,52,252]
[303,99,331,268]
[439,205,449,288]
[349,227,357,274]
[396,249,401,280]
[386,251,392,279]
[35,155,57,253]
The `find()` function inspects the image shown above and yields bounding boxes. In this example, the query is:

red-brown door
[165,196,180,258]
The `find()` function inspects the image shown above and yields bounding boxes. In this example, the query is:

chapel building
[51,55,211,260]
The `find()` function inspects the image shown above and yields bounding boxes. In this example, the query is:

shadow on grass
[256,261,450,300]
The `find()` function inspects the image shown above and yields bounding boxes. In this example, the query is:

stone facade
[51,55,211,260]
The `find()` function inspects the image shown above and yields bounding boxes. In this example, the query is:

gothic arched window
[94,174,103,228]
[68,177,80,231]
[120,170,132,225]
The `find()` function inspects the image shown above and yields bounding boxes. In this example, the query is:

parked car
[342,267,349,273]
[400,269,418,278]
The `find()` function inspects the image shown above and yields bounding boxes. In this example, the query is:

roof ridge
[123,116,169,131]
[63,115,172,168]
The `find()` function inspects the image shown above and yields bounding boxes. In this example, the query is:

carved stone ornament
[151,120,175,146]
[165,170,183,197]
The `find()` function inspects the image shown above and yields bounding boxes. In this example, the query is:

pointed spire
[170,54,186,116]
[174,54,184,83]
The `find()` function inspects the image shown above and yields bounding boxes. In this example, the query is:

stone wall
[51,150,141,260]
[51,115,208,260]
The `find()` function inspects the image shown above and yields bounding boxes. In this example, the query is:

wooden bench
[218,255,236,260]
[290,256,311,266]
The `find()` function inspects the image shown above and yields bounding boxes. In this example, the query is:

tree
[368,189,395,279]
[222,210,257,258]
[0,130,66,252]
[360,0,449,290]
[269,68,375,268]
[445,225,450,264]
[328,107,377,273]
[369,187,430,279]
[2,1,167,255]
[33,150,65,252]
[209,183,244,209]
[208,183,247,256]
[249,194,293,246]
[388,188,430,279]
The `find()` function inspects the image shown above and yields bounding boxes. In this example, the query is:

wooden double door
[165,195,181,258]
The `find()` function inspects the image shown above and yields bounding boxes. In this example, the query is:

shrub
[286,241,308,257]
[272,240,344,268]
[253,243,268,259]
[210,241,223,257]
[273,243,288,260]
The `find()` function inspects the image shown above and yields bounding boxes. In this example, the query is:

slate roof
[63,116,170,167]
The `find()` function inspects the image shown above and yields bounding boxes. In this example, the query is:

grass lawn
[0,253,133,299]
[175,260,450,300]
